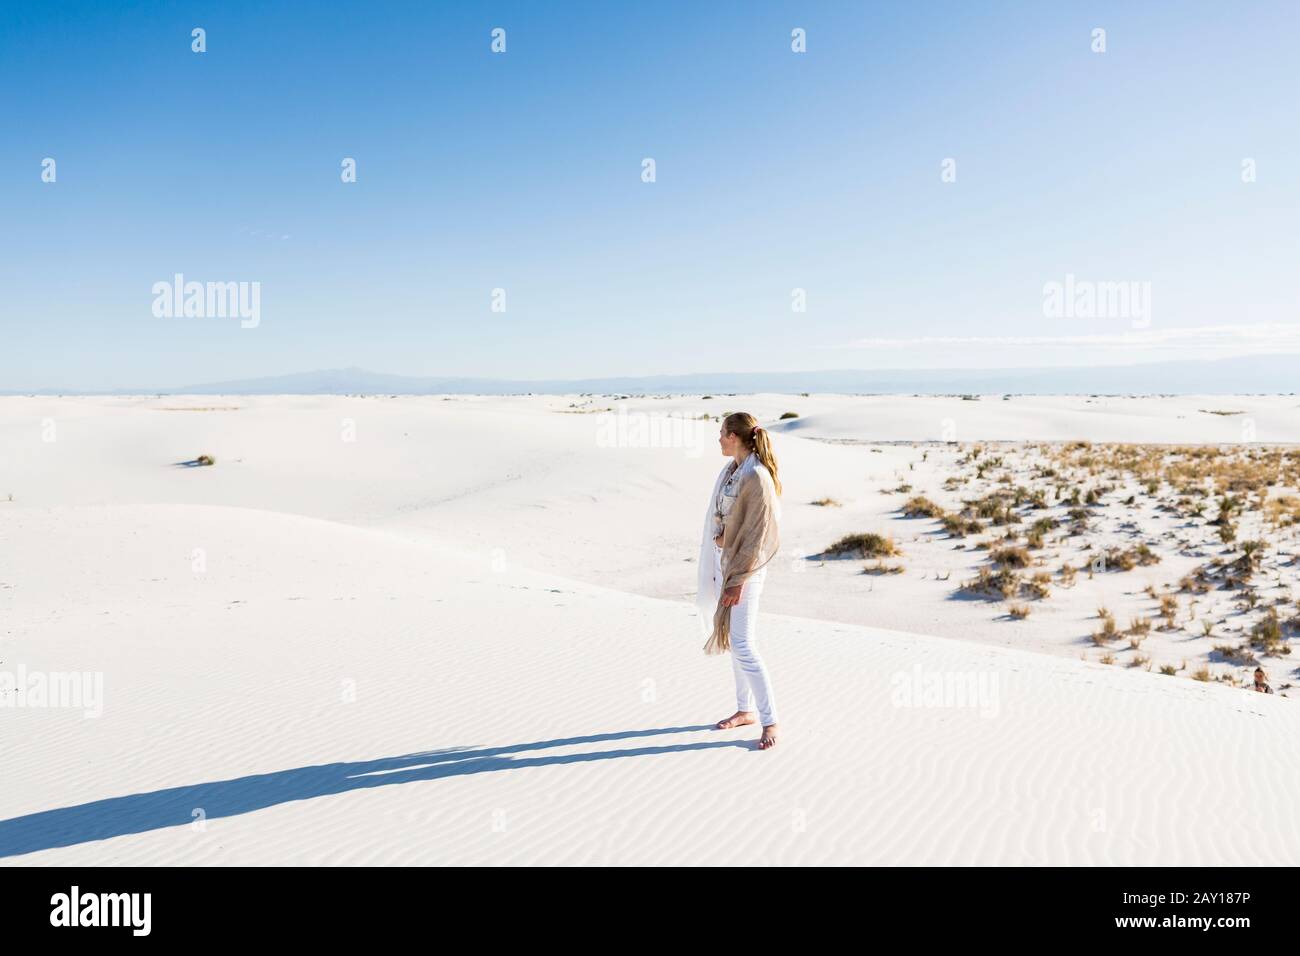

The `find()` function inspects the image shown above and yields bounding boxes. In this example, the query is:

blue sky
[3,1,1298,389]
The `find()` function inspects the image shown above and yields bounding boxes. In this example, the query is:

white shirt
[712,456,747,543]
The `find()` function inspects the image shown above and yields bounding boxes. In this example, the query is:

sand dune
[4,503,1298,865]
[3,394,1299,864]
[765,394,1300,444]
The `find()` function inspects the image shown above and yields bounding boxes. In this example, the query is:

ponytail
[722,411,781,496]
[752,427,782,496]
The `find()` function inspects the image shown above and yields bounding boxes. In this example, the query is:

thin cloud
[828,323,1300,352]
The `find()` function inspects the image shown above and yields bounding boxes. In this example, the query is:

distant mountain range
[9,355,1299,396]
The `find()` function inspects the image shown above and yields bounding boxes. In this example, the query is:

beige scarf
[699,455,780,655]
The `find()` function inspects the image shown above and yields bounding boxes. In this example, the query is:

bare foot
[758,724,778,750]
[716,710,756,730]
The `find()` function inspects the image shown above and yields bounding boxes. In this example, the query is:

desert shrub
[964,493,1021,525]
[989,546,1031,569]
[1092,609,1118,645]
[1024,572,1052,599]
[1159,594,1179,628]
[823,533,898,558]
[940,513,983,537]
[1211,495,1241,525]
[901,496,944,518]
[1100,544,1160,572]
[1214,643,1255,664]
[962,567,1021,600]
[1250,609,1287,654]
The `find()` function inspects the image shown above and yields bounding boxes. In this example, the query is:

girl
[696,412,783,750]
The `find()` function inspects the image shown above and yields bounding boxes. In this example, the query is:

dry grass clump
[1128,617,1152,637]
[1092,607,1118,645]
[1024,517,1058,549]
[1249,608,1290,656]
[863,561,905,576]
[823,533,899,559]
[1158,594,1180,629]
[1214,643,1256,665]
[1023,571,1052,599]
[989,545,1031,569]
[1264,494,1300,528]
[810,497,842,507]
[1239,539,1266,569]
[1179,566,1214,594]
[1187,555,1261,594]
[1094,544,1160,572]
[196,454,216,466]
[963,493,1022,526]
[960,564,1052,602]
[901,496,944,518]
[961,566,1021,600]
[1008,603,1030,619]
[940,512,983,538]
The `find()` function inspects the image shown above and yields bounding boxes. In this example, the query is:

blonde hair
[723,412,782,496]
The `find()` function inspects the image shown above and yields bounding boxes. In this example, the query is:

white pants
[712,544,779,726]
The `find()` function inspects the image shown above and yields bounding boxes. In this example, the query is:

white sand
[2,393,1299,865]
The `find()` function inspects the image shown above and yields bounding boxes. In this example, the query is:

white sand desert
[2,392,1299,865]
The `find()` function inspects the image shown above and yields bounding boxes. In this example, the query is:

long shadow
[0,725,742,858]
